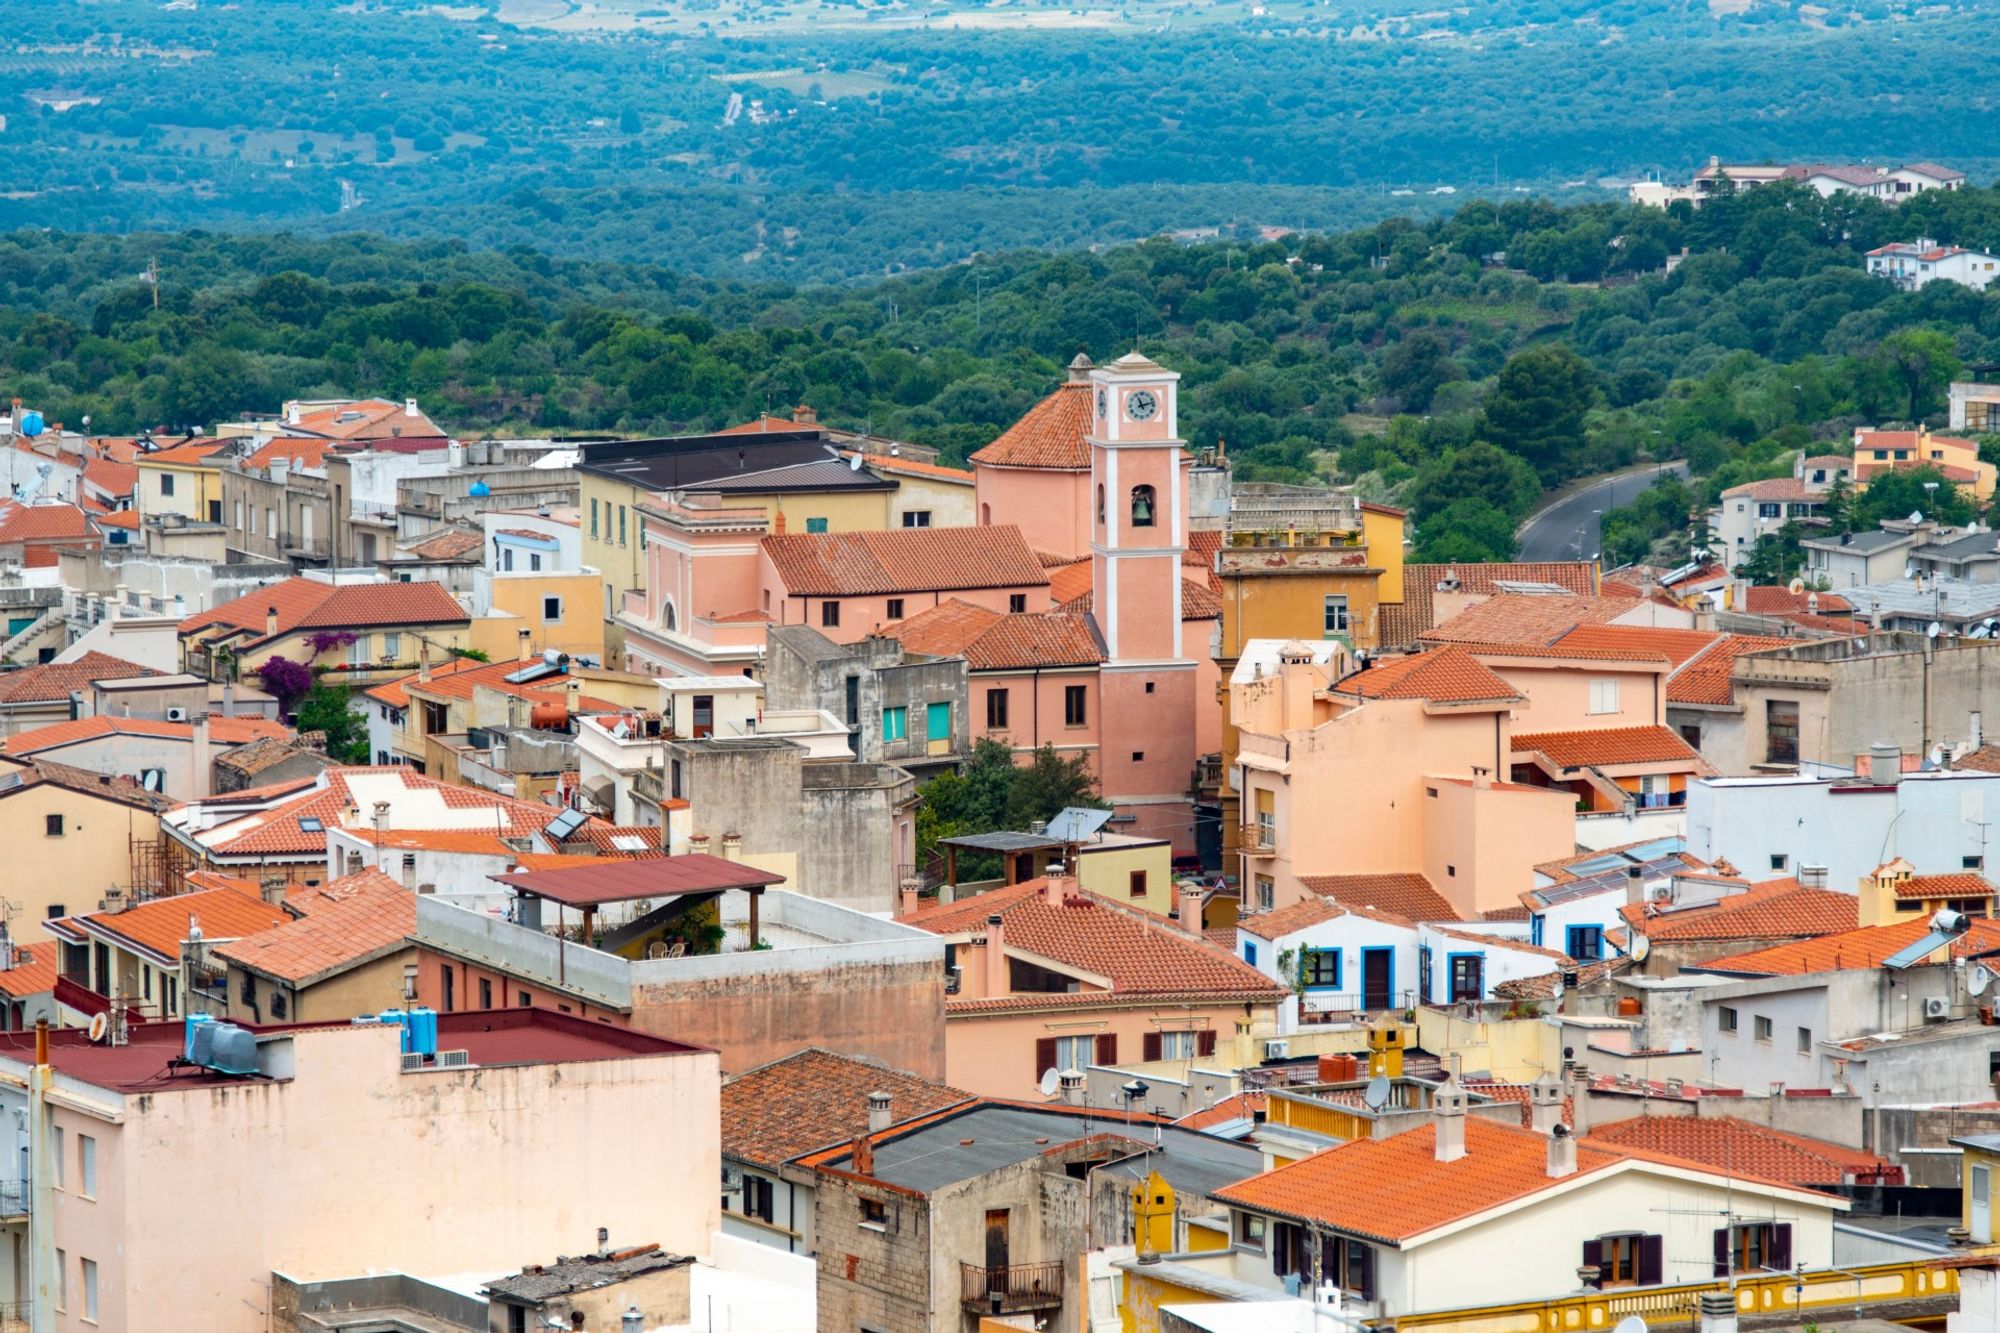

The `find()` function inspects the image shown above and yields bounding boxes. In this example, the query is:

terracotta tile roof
[969,381,1092,470]
[1721,477,1825,503]
[212,735,327,779]
[1955,745,2000,774]
[847,452,976,483]
[1620,881,1856,942]
[400,528,484,561]
[902,878,1282,1003]
[1298,872,1462,922]
[362,656,496,708]
[1464,639,1671,665]
[2,714,289,756]
[1583,1116,1895,1187]
[1491,957,1631,999]
[362,657,588,710]
[1175,1090,1266,1132]
[762,526,1048,597]
[1048,561,1094,606]
[718,414,813,435]
[4,758,173,812]
[1330,647,1524,706]
[1854,429,1977,453]
[881,598,1104,671]
[138,441,226,466]
[95,510,139,531]
[178,576,468,643]
[1461,1078,1575,1130]
[0,653,154,705]
[212,869,415,985]
[0,502,93,544]
[1512,724,1707,770]
[1381,562,1600,648]
[188,767,567,859]
[722,1048,972,1169]
[1425,924,1573,962]
[50,886,289,966]
[81,457,138,497]
[1698,916,2000,975]
[1741,587,1852,615]
[1667,635,1795,706]
[1893,872,1997,899]
[1204,926,1238,951]
[1047,575,1223,623]
[1554,625,1722,668]
[288,399,441,441]
[245,436,343,471]
[1238,897,1361,939]
[1424,594,1642,647]
[564,824,663,857]
[0,944,56,1000]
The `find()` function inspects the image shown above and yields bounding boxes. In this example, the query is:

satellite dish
[1629,934,1650,962]
[848,452,864,472]
[86,1012,110,1044]
[1614,1315,1649,1333]
[1928,622,1943,639]
[1039,1067,1061,1099]
[1363,1075,1390,1111]
[1788,577,1805,595]
[1972,963,1997,997]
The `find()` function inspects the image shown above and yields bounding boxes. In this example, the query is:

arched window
[1131,485,1157,528]
[661,599,677,632]
[1096,484,1106,525]
[980,502,992,525]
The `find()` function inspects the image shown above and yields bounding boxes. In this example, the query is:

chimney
[518,627,533,662]
[259,875,286,907]
[221,678,235,719]
[899,883,919,918]
[689,833,711,857]
[1799,864,1828,890]
[286,401,301,426]
[190,712,211,799]
[1698,1292,1738,1333]
[1871,743,1903,786]
[406,398,421,419]
[720,832,742,862]
[1434,1054,1467,1163]
[1546,1122,1578,1178]
[1529,1074,1564,1135]
[1067,353,1095,384]
[985,913,1008,996]
[269,455,290,487]
[850,1136,874,1178]
[265,605,279,638]
[1567,1061,1593,1136]
[1471,765,1492,791]
[867,1090,893,1134]
[771,510,786,536]
[1178,880,1205,935]
[372,799,392,833]
[1059,1070,1086,1105]
[418,646,432,684]
[791,404,817,426]
[1625,865,1645,907]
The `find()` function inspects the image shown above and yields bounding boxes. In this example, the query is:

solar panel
[1045,806,1113,842]
[544,808,587,841]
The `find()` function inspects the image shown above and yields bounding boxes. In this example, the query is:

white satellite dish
[1614,1315,1649,1333]
[1928,622,1943,639]
[1363,1075,1391,1111]
[86,1012,110,1044]
[1972,963,1998,996]
[1788,577,1805,595]
[849,452,864,471]
[1039,1067,1061,1099]
[1629,933,1650,963]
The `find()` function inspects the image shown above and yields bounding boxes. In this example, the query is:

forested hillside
[8,182,2000,566]
[2,0,1994,280]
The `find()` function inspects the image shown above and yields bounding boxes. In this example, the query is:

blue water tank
[468,479,491,497]
[16,411,43,438]
[407,1007,438,1058]
[375,1009,411,1051]
[207,1024,259,1075]
[184,1012,216,1064]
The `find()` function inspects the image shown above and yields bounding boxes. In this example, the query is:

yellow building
[210,870,418,1025]
[471,571,610,662]
[937,828,1178,917]
[177,576,473,682]
[1854,427,1998,503]
[0,762,171,924]
[1954,1132,2000,1246]
[580,467,650,632]
[1857,856,1998,927]
[136,441,228,523]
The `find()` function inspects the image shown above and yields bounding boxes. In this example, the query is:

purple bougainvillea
[254,655,315,714]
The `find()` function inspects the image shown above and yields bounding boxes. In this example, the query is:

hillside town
[8,349,2000,1333]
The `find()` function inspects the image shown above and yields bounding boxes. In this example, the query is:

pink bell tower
[1088,351,1197,810]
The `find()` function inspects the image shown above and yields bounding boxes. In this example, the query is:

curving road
[1516,462,1689,564]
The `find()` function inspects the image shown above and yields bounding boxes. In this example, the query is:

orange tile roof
[1698,915,2000,975]
[1583,1116,1895,1187]
[1512,724,1707,770]
[1893,872,1997,899]
[288,399,441,441]
[178,576,468,643]
[245,436,344,470]
[969,381,1092,470]
[1741,586,1852,615]
[1382,562,1601,649]
[190,767,568,858]
[1175,1090,1266,1132]
[363,656,579,709]
[0,652,155,705]
[882,598,1103,671]
[1424,593,1643,647]
[138,441,226,466]
[763,526,1049,597]
[902,878,1282,1003]
[722,1048,973,1169]
[1048,561,1094,605]
[1298,872,1462,922]
[1555,624,1722,668]
[1667,634,1795,706]
[0,502,93,544]
[95,510,139,531]
[1050,575,1223,623]
[51,887,289,965]
[400,529,484,561]
[719,413,813,435]
[1238,897,1369,939]
[1466,640,1673,665]
[81,457,138,497]
[0,944,56,1000]
[2,714,289,756]
[212,869,415,984]
[1955,745,2000,774]
[1331,647,1524,706]
[1620,880,1857,942]
[848,452,976,483]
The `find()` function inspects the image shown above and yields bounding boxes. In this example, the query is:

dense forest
[8,179,2000,570]
[2,0,1995,280]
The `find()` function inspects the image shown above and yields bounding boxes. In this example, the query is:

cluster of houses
[5,356,2000,1333]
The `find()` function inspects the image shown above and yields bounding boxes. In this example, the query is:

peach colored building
[968,356,1100,561]
[899,875,1281,1099]
[3,1010,717,1333]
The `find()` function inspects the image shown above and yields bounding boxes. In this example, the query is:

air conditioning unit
[1264,1039,1290,1061]
[1924,996,1951,1020]
[1648,883,1674,902]
[166,706,189,722]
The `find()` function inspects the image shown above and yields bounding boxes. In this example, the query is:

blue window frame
[1419,945,1433,1003]
[805,517,829,534]
[1567,925,1605,962]
[1530,914,1545,948]
[1243,941,1258,968]
[1302,947,1341,990]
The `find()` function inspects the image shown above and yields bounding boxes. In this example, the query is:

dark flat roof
[688,459,896,494]
[940,831,1062,853]
[579,433,832,490]
[491,852,785,907]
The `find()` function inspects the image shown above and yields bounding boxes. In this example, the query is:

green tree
[1378,330,1463,413]
[1478,345,1601,485]
[1411,499,1518,563]
[295,683,370,764]
[1873,329,1962,422]
[1407,441,1541,524]
[1003,744,1103,831]
[1732,521,1807,584]
[1850,464,1976,528]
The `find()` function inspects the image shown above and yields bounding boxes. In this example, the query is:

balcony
[0,1179,25,1223]
[961,1260,1064,1315]
[1241,824,1276,855]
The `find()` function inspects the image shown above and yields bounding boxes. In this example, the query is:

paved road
[1516,462,1689,564]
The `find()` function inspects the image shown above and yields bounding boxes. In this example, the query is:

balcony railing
[960,1260,1064,1314]
[1296,989,1416,1025]
[1241,824,1276,854]
[0,1179,26,1220]
[55,975,109,1017]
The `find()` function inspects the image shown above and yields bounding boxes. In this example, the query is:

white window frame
[1588,678,1620,715]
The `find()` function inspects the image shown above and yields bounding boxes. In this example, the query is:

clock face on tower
[1125,388,1160,422]
[1096,386,1108,424]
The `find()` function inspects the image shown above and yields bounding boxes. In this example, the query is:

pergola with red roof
[489,854,786,949]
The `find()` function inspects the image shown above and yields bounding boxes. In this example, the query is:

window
[882,706,907,742]
[1131,485,1157,527]
[383,632,401,660]
[1271,1224,1374,1297]
[1323,595,1349,636]
[1129,869,1148,898]
[422,701,449,735]
[1039,1033,1095,1080]
[529,551,542,572]
[347,635,369,667]
[860,1198,887,1228]
[1754,1014,1773,1041]
[1588,679,1620,715]
[267,507,277,540]
[821,601,840,628]
[159,472,175,497]
[542,595,563,623]
[987,689,1009,729]
[842,676,861,727]
[1770,853,1788,871]
[79,1134,95,1197]
[234,500,244,530]
[1303,948,1341,989]
[441,966,455,1014]
[1132,751,1145,762]
[1244,941,1258,967]
[1009,594,1027,613]
[1095,485,1106,525]
[509,1307,528,1333]
[1758,502,1781,520]
[519,990,532,1007]
[618,506,627,545]
[45,814,63,838]
[479,977,493,1009]
[1767,699,1800,764]
[902,511,932,527]
[52,1128,62,1189]
[1968,856,1987,871]
[887,598,904,620]
[1567,926,1605,962]
[1448,954,1484,1002]
[1064,685,1087,726]
[1584,1234,1662,1288]
[1719,1006,1738,1032]
[1798,1025,1813,1053]
[1234,1212,1267,1252]
[1157,1030,1199,1059]
[1680,723,1703,748]
[1715,1223,1791,1276]
[590,498,599,537]
[926,701,951,743]
[804,517,829,534]
[1254,875,1274,911]
[741,1174,776,1223]
[54,1249,64,1311]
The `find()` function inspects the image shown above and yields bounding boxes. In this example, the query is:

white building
[1867,240,2000,292]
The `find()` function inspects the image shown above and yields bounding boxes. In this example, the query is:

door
[1976,1164,1993,1244]
[1362,948,1393,1011]
[927,701,952,754]
[1013,853,1036,884]
[692,695,714,738]
[985,1209,1010,1291]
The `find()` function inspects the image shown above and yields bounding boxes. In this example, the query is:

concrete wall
[764,628,971,770]
[813,1168,938,1333]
